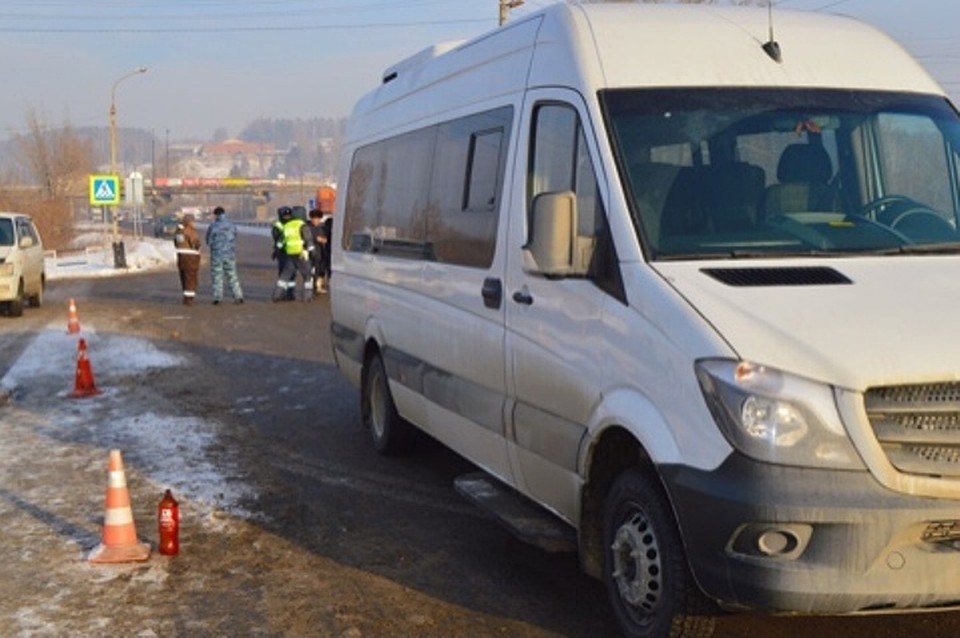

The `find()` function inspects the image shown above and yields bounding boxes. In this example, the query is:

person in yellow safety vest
[271,206,295,300]
[272,206,315,302]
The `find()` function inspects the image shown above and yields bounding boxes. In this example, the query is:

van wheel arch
[604,466,717,637]
[581,426,715,637]
[580,426,652,579]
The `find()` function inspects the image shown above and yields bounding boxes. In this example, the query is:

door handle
[481,277,502,309]
[512,288,533,306]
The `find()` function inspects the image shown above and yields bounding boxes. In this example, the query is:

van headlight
[0,263,13,277]
[695,359,864,470]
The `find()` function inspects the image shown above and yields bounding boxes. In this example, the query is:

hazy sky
[1,0,958,142]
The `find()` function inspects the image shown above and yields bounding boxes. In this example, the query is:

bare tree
[15,108,94,199]
[2,108,96,250]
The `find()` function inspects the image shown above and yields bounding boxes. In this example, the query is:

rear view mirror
[19,236,34,249]
[523,191,577,276]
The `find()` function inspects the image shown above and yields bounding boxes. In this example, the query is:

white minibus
[331,3,960,637]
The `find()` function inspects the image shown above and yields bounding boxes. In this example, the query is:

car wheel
[8,280,24,317]
[361,352,415,455]
[27,275,43,308]
[604,467,716,638]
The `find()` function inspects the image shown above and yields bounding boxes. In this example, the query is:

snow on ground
[45,222,270,280]
[45,231,178,280]
[0,320,258,520]
[4,222,274,519]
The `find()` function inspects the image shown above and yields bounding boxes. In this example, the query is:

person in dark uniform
[319,209,333,293]
[307,208,330,294]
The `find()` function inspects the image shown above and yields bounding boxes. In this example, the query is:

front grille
[865,383,960,477]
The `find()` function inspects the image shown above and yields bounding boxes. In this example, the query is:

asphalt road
[4,230,960,637]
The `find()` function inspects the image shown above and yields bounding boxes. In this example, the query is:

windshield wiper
[658,249,842,260]
[894,242,960,255]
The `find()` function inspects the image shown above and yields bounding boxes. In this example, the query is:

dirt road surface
[2,231,960,638]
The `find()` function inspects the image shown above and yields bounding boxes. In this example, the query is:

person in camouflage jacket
[204,206,244,305]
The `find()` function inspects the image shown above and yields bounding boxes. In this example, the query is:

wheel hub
[611,512,662,612]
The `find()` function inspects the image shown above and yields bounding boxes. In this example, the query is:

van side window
[432,109,511,266]
[464,129,504,212]
[343,128,433,259]
[529,103,619,292]
[343,106,513,268]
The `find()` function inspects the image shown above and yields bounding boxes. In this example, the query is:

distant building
[194,138,281,179]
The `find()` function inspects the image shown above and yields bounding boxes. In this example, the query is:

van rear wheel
[604,468,716,638]
[361,352,414,455]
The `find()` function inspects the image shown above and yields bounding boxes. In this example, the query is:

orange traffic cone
[70,338,102,398]
[66,298,81,334]
[88,449,151,564]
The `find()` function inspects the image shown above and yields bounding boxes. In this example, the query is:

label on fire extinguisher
[158,489,180,556]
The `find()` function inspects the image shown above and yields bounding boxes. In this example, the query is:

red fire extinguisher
[158,489,180,556]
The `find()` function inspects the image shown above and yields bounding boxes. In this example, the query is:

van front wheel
[361,353,414,456]
[604,468,716,638]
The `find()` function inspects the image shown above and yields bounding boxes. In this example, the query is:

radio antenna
[761,0,782,63]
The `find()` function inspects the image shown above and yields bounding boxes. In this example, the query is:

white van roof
[576,3,942,94]
[349,3,945,139]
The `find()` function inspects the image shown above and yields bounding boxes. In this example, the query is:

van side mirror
[19,236,34,249]
[523,191,576,276]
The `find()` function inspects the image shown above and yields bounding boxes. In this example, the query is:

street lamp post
[109,66,147,268]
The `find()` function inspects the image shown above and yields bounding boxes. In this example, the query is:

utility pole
[109,66,147,269]
[499,0,524,26]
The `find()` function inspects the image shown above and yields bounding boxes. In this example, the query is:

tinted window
[464,129,503,212]
[343,106,513,268]
[603,88,960,259]
[0,219,12,246]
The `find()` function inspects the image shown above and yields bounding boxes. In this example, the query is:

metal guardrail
[44,247,101,268]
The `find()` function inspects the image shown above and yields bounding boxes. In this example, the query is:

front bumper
[663,453,960,614]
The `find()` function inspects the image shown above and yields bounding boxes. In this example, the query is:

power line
[0,18,491,34]
[810,0,852,10]
[0,0,489,31]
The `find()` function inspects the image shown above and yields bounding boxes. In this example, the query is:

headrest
[777,143,832,184]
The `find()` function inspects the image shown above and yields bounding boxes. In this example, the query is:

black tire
[361,352,414,455]
[27,275,43,308]
[8,281,24,317]
[604,467,716,638]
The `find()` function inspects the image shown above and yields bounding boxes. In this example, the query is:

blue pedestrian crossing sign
[89,174,120,206]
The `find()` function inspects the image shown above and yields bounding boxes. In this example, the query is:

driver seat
[764,143,839,215]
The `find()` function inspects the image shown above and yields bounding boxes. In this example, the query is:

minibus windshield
[602,88,960,260]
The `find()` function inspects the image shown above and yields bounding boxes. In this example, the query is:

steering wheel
[862,194,954,241]
[889,209,956,240]
[859,194,919,222]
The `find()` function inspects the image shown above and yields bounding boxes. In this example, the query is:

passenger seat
[764,143,838,215]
